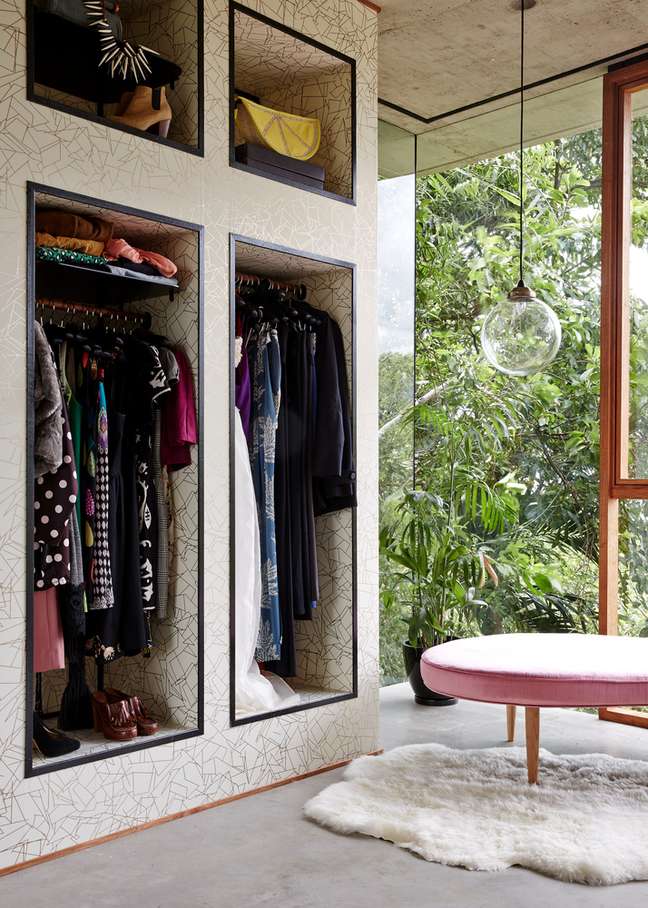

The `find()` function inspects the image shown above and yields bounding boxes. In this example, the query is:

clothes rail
[36,297,152,328]
[235,271,306,296]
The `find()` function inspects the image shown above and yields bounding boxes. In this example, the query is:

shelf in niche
[230,3,356,204]
[27,1,204,155]
[31,720,199,773]
[36,258,179,303]
[234,686,354,724]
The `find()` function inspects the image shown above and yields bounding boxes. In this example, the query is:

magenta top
[161,348,197,471]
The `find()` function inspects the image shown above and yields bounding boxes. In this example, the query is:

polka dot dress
[34,396,78,591]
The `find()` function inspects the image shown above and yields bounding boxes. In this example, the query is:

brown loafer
[91,691,137,741]
[105,688,159,736]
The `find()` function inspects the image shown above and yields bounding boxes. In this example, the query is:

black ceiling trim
[378,41,648,127]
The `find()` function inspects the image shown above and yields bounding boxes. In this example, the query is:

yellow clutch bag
[235,96,321,161]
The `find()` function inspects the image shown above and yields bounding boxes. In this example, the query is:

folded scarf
[36,231,104,256]
[36,209,113,243]
[105,237,178,278]
[36,245,107,268]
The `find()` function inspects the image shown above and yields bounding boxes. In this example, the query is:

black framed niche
[230,3,356,203]
[230,235,357,726]
[26,182,204,777]
[27,1,204,155]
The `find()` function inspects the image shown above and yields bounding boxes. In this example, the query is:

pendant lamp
[480,0,561,377]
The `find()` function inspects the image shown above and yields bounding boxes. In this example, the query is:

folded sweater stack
[35,209,178,281]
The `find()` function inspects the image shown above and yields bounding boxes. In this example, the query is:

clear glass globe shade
[480,293,562,377]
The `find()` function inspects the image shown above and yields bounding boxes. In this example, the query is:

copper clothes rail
[235,271,306,297]
[36,297,152,328]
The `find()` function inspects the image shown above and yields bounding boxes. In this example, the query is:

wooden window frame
[600,59,648,729]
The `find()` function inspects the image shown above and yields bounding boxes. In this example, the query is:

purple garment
[236,340,251,441]
[160,349,197,472]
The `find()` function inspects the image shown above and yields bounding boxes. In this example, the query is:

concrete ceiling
[377,0,648,174]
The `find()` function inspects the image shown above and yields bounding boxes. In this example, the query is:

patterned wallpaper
[0,0,378,870]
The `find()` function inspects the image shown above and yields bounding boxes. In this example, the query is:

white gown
[234,406,298,715]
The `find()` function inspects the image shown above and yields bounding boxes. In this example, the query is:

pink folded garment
[104,238,178,278]
[105,237,142,264]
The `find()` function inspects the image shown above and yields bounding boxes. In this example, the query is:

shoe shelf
[27,1,204,155]
[230,3,356,203]
[26,183,204,777]
[31,721,189,774]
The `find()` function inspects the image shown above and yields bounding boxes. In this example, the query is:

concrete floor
[5,685,648,908]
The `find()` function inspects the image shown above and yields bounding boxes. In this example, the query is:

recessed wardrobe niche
[231,236,357,724]
[231,3,356,201]
[26,183,203,775]
[28,0,204,153]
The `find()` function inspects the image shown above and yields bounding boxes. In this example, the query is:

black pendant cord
[518,0,525,287]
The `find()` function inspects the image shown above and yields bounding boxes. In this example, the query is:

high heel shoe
[112,86,172,137]
[105,688,159,736]
[33,713,80,758]
[91,691,138,741]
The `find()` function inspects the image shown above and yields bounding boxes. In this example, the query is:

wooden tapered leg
[506,705,516,742]
[525,707,540,784]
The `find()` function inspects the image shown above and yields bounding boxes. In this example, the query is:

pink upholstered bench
[421,633,648,783]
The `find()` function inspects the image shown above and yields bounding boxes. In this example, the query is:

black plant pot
[403,642,457,706]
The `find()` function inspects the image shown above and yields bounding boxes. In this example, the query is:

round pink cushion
[420,633,648,707]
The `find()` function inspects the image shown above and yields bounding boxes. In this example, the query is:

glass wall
[378,113,609,686]
[412,133,603,645]
[378,122,415,683]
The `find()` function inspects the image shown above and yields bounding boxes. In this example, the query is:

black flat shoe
[33,713,81,758]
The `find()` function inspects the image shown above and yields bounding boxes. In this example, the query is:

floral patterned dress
[248,327,282,662]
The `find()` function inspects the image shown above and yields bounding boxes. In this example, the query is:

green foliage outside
[379,125,648,685]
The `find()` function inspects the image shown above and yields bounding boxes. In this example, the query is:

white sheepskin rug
[303,743,648,885]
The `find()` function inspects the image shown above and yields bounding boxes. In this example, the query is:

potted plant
[380,481,500,705]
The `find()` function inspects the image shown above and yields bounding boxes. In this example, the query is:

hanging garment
[249,328,282,662]
[92,376,114,610]
[152,347,179,621]
[312,314,356,515]
[106,376,147,657]
[130,340,172,622]
[305,329,319,608]
[80,356,114,610]
[80,352,98,600]
[234,406,297,714]
[34,393,77,591]
[58,580,93,731]
[33,588,65,672]
[59,340,82,528]
[34,321,63,477]
[266,322,297,677]
[285,326,311,620]
[235,326,252,441]
[160,348,197,472]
